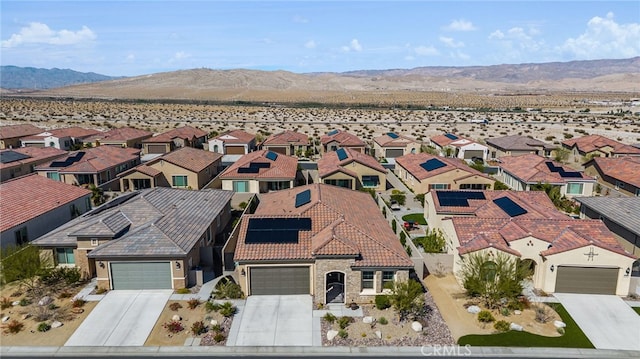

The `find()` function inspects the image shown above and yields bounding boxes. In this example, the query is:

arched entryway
[519,258,537,279]
[326,271,345,304]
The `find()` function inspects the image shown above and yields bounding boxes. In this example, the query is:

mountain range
[0,66,120,90]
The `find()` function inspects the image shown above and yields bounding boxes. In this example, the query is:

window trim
[361,271,374,290]
[566,182,584,195]
[172,175,189,188]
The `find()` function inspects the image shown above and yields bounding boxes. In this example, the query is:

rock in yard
[514,310,522,315]
[510,323,523,331]
[210,319,218,326]
[11,301,20,306]
[172,315,181,321]
[362,316,374,324]
[51,321,63,328]
[554,320,566,328]
[327,330,339,341]
[466,305,481,314]
[2,316,9,323]
[375,330,382,339]
[22,314,31,320]
[411,321,423,332]
[38,296,53,306]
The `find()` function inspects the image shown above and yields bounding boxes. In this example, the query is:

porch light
[241,268,246,276]
[550,265,554,272]
[625,267,631,276]
[175,261,181,270]
[99,261,105,268]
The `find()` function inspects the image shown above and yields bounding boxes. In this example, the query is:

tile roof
[150,147,222,173]
[499,154,594,184]
[143,125,207,143]
[234,184,413,268]
[220,150,297,180]
[0,124,42,140]
[32,187,234,257]
[262,130,309,146]
[0,147,67,170]
[373,132,418,147]
[20,127,100,141]
[36,146,140,174]
[430,133,479,148]
[562,134,640,155]
[451,217,635,259]
[320,130,365,147]
[118,164,162,178]
[585,156,640,188]
[86,127,152,142]
[575,197,640,236]
[317,148,386,178]
[395,153,491,181]
[213,130,255,144]
[485,135,556,151]
[0,174,91,232]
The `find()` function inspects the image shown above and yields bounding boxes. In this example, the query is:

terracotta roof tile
[0,124,42,140]
[320,130,365,147]
[499,154,594,184]
[373,132,418,147]
[220,150,297,179]
[586,156,640,188]
[86,127,152,142]
[318,148,386,177]
[213,130,255,144]
[486,135,556,151]
[144,126,207,143]
[20,126,100,141]
[152,147,221,173]
[262,130,309,146]
[562,134,640,155]
[0,147,68,170]
[36,146,140,173]
[395,153,491,181]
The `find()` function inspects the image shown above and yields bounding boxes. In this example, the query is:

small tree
[0,244,47,289]
[88,184,105,206]
[553,148,570,163]
[414,229,446,253]
[390,190,406,206]
[388,279,425,321]
[493,181,509,190]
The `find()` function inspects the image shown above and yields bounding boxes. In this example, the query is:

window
[70,204,80,218]
[325,179,352,188]
[267,181,291,191]
[361,175,380,188]
[382,271,395,289]
[14,227,28,246]
[233,180,249,192]
[460,183,485,190]
[566,183,584,195]
[429,183,450,190]
[361,271,374,290]
[172,175,188,188]
[90,238,99,246]
[85,197,92,210]
[47,172,60,181]
[56,248,75,264]
[636,188,640,197]
[615,180,625,189]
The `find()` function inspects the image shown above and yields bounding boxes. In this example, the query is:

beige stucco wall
[222,179,262,194]
[322,172,357,190]
[396,165,493,194]
[147,159,218,190]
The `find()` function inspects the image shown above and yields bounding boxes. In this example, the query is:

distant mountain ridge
[0,66,121,90]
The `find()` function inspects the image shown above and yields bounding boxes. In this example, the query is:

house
[231,184,413,303]
[320,129,366,154]
[442,215,636,296]
[0,174,91,248]
[318,148,386,191]
[261,130,311,156]
[119,147,222,191]
[0,124,42,149]
[583,156,640,196]
[430,133,488,161]
[142,125,208,154]
[32,187,234,290]
[85,127,153,149]
[208,129,256,155]
[20,126,100,150]
[372,132,421,159]
[498,154,595,198]
[485,135,556,159]
[0,147,67,182]
[35,146,141,191]
[562,134,640,163]
[395,153,494,194]
[220,150,298,193]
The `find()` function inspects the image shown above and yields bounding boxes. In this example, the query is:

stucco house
[142,125,208,155]
[498,154,595,198]
[20,127,100,150]
[485,135,556,159]
[220,150,298,193]
[372,132,421,159]
[1,174,91,248]
[320,129,366,154]
[0,124,42,149]
[0,147,67,182]
[32,187,233,290]
[261,130,311,156]
[119,147,222,191]
[562,134,640,164]
[317,148,387,191]
[583,156,640,197]
[86,127,153,149]
[208,129,256,155]
[430,133,489,161]
[395,153,494,194]
[231,184,413,304]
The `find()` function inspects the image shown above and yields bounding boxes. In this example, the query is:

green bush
[205,301,221,313]
[323,312,337,324]
[413,229,446,253]
[378,317,388,325]
[493,181,509,190]
[37,322,51,332]
[557,327,565,335]
[390,191,406,205]
[187,298,200,309]
[478,310,495,323]
[338,316,354,329]
[415,193,425,206]
[375,295,391,310]
[213,278,244,299]
[19,298,30,306]
[494,320,510,332]
[191,320,207,335]
[72,298,86,308]
[338,329,348,338]
[41,267,82,286]
[175,288,190,294]
[219,301,237,317]
[213,333,226,342]
[500,307,511,316]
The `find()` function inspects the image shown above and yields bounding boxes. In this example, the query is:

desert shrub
[37,322,51,332]
[375,295,391,310]
[534,305,553,323]
[0,297,11,309]
[338,316,354,329]
[212,279,244,299]
[205,301,221,313]
[378,317,388,325]
[557,327,565,335]
[19,298,30,306]
[4,320,24,334]
[211,323,222,332]
[191,320,206,335]
[175,288,191,294]
[323,312,337,324]
[58,291,73,299]
[477,310,495,323]
[187,298,200,309]
[493,181,509,190]
[163,320,184,333]
[494,320,510,332]
[32,306,54,322]
[500,307,511,316]
[169,302,183,311]
[415,193,425,206]
[95,287,108,295]
[390,190,406,205]
[213,333,226,342]
[219,301,237,317]
[72,298,86,308]
[338,329,348,338]
[388,279,425,322]
[41,267,81,286]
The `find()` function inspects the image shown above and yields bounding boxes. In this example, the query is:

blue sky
[1,1,639,76]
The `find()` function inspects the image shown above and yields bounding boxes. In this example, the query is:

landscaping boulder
[22,314,31,320]
[51,321,63,328]
[38,296,53,306]
[509,323,523,331]
[513,310,522,315]
[11,301,19,306]
[466,305,481,314]
[327,330,339,341]
[375,330,382,339]
[210,319,218,326]
[411,321,423,332]
[554,320,566,329]
[362,316,374,324]
[172,315,181,321]
[2,316,9,323]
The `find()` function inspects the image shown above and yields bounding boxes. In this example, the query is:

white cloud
[489,26,545,54]
[559,12,640,59]
[169,51,190,63]
[1,22,96,48]
[489,30,504,40]
[443,19,477,32]
[125,53,135,63]
[304,40,316,49]
[342,38,362,52]
[293,15,309,24]
[439,36,464,48]
[414,45,439,56]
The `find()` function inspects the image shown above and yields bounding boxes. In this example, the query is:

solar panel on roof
[444,133,458,140]
[249,162,270,169]
[295,189,311,208]
[327,129,339,136]
[336,148,348,161]
[420,158,446,171]
[49,160,70,168]
[238,166,260,173]
[245,217,312,244]
[0,151,30,164]
[559,170,582,178]
[436,191,487,207]
[387,132,399,139]
[545,161,561,172]
[493,197,528,217]
[265,151,278,161]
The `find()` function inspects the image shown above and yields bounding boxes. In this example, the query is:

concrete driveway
[555,293,640,351]
[65,290,172,346]
[229,295,313,346]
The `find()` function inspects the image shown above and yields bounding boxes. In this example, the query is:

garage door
[385,149,404,158]
[268,146,287,155]
[225,145,246,155]
[111,262,172,290]
[464,150,484,159]
[555,266,618,294]
[250,266,310,295]
[146,144,167,154]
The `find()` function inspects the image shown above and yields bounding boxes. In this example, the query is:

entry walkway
[555,293,640,351]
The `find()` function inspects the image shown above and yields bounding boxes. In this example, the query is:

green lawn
[458,304,594,348]
[633,307,640,316]
[401,213,427,225]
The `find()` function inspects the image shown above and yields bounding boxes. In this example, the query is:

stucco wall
[396,165,493,194]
